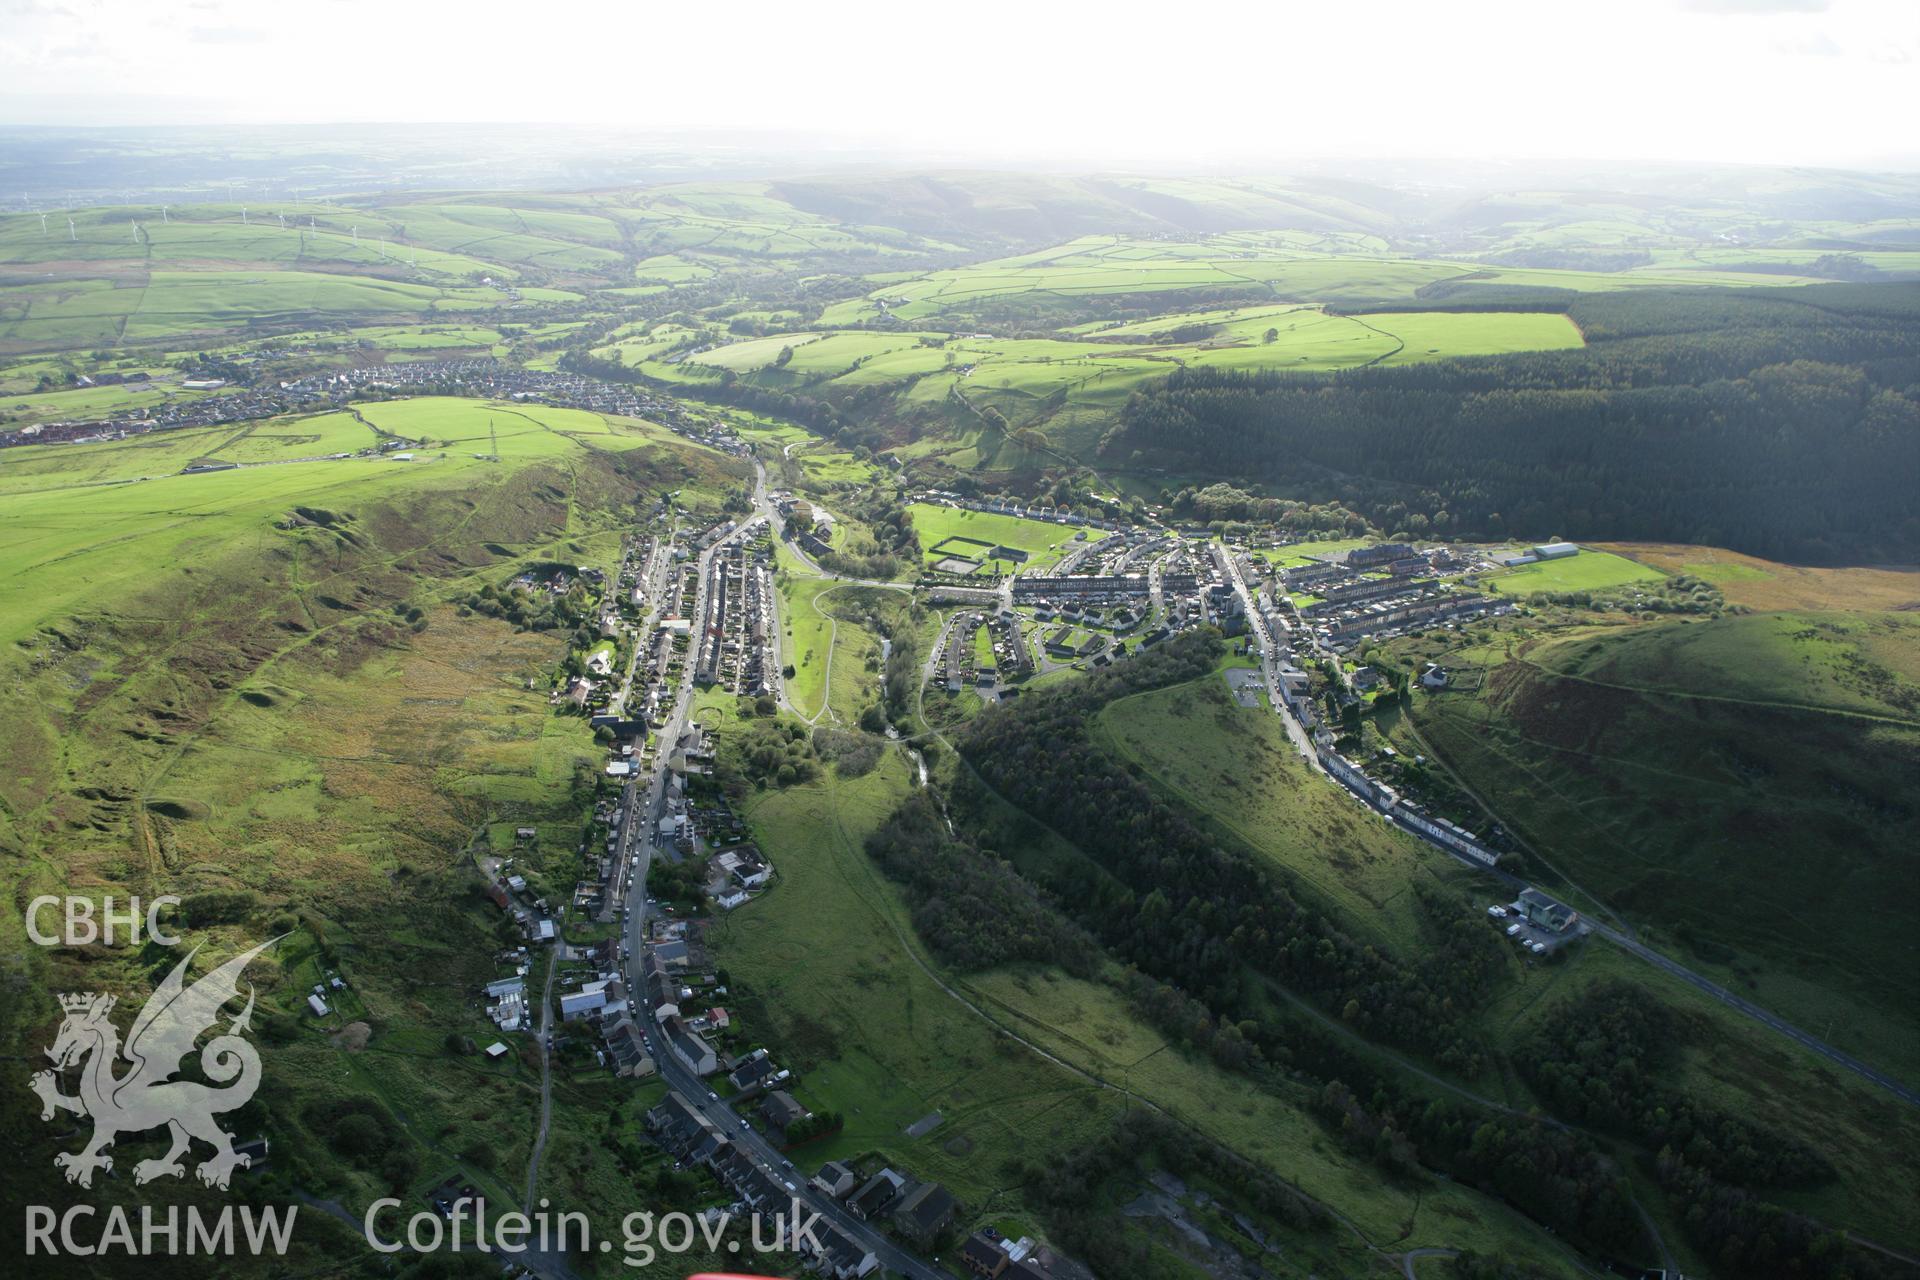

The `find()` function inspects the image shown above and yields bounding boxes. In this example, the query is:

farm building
[1532,541,1580,559]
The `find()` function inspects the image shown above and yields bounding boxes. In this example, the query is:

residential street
[605,453,950,1280]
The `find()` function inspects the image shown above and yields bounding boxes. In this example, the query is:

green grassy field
[774,550,839,720]
[1367,310,1585,363]
[200,411,381,462]
[712,748,1131,1219]
[971,622,996,669]
[1072,301,1584,365]
[1488,548,1665,594]
[0,205,511,280]
[908,503,1097,571]
[0,267,544,351]
[0,378,225,428]
[0,400,690,554]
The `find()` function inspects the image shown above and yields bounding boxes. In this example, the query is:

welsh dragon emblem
[31,939,279,1190]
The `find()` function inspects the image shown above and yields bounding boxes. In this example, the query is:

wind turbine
[39,212,48,236]
[68,215,76,242]
[351,225,358,244]
[131,219,139,242]
[278,212,286,230]
[241,206,248,225]
[161,205,169,224]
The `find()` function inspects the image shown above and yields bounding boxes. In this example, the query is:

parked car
[1505,923,1523,937]
[1487,905,1508,919]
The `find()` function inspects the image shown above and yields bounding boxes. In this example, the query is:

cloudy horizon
[0,0,1915,170]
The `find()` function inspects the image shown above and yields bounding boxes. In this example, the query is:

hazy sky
[1,0,1915,168]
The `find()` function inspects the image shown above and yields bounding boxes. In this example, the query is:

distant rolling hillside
[1408,609,1920,1078]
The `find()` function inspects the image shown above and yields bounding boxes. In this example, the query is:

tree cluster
[814,484,920,580]
[1654,1149,1890,1280]
[711,717,819,792]
[1313,1077,1643,1253]
[780,1110,844,1146]
[1163,482,1371,534]
[865,792,1101,974]
[1521,981,1832,1189]
[461,579,591,633]
[646,857,707,905]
